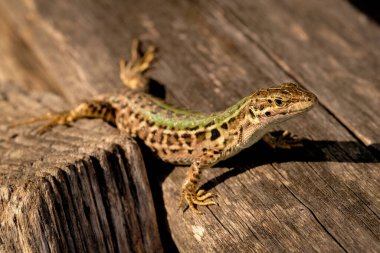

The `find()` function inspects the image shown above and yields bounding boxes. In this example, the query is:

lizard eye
[275,99,283,106]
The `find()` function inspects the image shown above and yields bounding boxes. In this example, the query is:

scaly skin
[26,40,318,213]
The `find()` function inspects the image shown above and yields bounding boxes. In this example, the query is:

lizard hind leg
[12,101,117,135]
[119,39,156,92]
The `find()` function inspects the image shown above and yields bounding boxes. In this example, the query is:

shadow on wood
[204,139,379,192]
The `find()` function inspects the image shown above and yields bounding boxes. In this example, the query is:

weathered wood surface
[0,83,163,253]
[0,0,379,252]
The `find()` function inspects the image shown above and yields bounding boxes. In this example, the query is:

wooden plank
[2,0,379,147]
[195,0,380,147]
[0,83,163,253]
[0,6,63,96]
[0,0,379,252]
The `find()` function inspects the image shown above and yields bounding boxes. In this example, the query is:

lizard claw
[262,130,304,149]
[8,112,71,135]
[178,188,217,214]
[35,112,72,134]
[119,39,156,92]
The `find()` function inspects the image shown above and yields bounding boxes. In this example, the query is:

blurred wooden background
[0,0,379,252]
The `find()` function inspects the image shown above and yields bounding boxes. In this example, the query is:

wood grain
[0,0,379,252]
[0,84,163,253]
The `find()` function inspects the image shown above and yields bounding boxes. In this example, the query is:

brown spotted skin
[108,91,222,165]
[30,40,318,213]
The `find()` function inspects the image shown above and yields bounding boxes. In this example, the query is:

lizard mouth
[290,89,318,113]
[269,94,317,121]
[293,97,317,112]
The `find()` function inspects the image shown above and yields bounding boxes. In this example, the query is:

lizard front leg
[262,130,304,149]
[178,157,218,214]
[119,39,155,92]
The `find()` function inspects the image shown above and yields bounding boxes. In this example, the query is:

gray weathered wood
[0,83,163,253]
[1,0,379,146]
[0,0,379,252]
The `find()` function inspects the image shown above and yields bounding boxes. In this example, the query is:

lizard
[17,39,318,214]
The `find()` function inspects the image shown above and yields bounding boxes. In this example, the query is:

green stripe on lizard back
[112,90,250,130]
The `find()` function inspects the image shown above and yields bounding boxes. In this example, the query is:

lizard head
[248,82,317,125]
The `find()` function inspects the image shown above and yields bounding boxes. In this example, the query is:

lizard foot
[119,39,156,91]
[178,188,217,214]
[35,112,74,134]
[262,130,304,149]
[9,101,116,134]
[8,111,72,135]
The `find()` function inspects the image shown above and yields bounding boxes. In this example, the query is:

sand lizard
[19,40,318,214]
